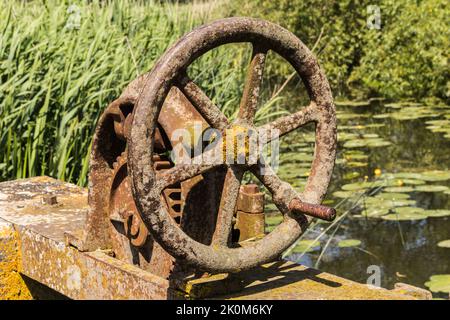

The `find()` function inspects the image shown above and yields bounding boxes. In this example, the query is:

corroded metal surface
[235,184,265,242]
[234,211,265,243]
[236,184,264,214]
[2,17,340,293]
[128,17,337,272]
[289,198,336,221]
[79,70,218,279]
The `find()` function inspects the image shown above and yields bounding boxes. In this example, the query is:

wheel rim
[129,17,336,272]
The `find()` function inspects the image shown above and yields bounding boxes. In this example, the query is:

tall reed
[0,0,271,185]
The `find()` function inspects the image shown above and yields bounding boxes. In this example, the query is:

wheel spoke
[237,44,268,123]
[250,161,336,221]
[177,73,229,131]
[249,161,297,214]
[257,102,317,144]
[211,166,244,246]
[157,141,224,190]
[157,163,217,191]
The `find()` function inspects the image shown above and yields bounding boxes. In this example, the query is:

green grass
[0,0,307,186]
[0,0,253,185]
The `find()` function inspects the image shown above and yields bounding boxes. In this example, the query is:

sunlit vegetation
[1,0,449,297]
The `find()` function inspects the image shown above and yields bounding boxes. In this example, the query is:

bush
[350,0,449,101]
[229,0,449,102]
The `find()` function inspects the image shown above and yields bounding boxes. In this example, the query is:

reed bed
[0,0,273,185]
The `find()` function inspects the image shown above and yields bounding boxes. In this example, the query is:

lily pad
[338,132,359,141]
[360,207,390,218]
[343,171,361,180]
[332,191,356,199]
[398,179,426,186]
[426,119,450,126]
[385,102,420,108]
[437,240,450,248]
[425,210,450,218]
[425,275,450,293]
[343,137,392,148]
[394,207,426,214]
[373,113,390,119]
[341,181,383,191]
[375,192,410,200]
[365,139,392,148]
[365,123,386,128]
[335,100,370,107]
[292,240,321,253]
[414,185,449,193]
[341,182,371,191]
[383,179,405,187]
[393,172,425,180]
[419,170,450,182]
[280,153,313,162]
[387,199,417,207]
[343,139,367,148]
[338,239,362,248]
[384,186,415,193]
[364,197,415,207]
[344,153,368,161]
[363,133,379,139]
[381,213,427,221]
[381,207,427,221]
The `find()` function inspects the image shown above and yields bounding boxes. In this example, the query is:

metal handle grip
[289,198,336,221]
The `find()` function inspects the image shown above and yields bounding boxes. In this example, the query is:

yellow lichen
[0,225,32,300]
[222,125,251,163]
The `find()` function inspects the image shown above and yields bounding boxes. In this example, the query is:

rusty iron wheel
[129,17,337,273]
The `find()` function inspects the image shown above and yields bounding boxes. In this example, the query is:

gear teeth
[112,152,128,173]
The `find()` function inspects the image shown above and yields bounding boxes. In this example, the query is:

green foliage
[230,0,449,102]
[0,0,447,186]
[0,0,248,185]
[228,0,375,97]
[350,0,449,101]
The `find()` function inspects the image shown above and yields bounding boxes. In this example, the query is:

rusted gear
[129,17,337,273]
[110,153,149,247]
[83,70,214,278]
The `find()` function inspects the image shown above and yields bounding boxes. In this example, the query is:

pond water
[263,100,450,298]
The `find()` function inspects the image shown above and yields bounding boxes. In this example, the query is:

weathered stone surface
[215,261,415,300]
[0,219,32,299]
[0,177,422,300]
[0,177,174,300]
[393,282,432,300]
